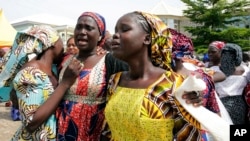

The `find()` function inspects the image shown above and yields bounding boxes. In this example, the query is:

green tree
[181,0,250,54]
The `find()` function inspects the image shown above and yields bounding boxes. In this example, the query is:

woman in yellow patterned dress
[101,11,206,141]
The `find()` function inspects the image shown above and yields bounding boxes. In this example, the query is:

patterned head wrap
[169,28,194,60]
[167,28,204,67]
[220,43,242,76]
[209,41,225,50]
[0,25,59,87]
[136,11,172,70]
[78,12,106,47]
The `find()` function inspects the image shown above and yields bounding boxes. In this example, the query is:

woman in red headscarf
[169,28,222,116]
[206,41,225,68]
[56,11,129,141]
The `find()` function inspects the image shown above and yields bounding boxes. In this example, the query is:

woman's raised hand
[61,57,82,87]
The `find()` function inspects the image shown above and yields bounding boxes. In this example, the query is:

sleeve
[13,67,54,125]
[196,69,220,113]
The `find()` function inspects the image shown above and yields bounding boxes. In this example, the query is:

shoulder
[21,60,40,70]
[17,66,44,75]
[162,70,184,88]
[234,65,245,75]
[14,66,47,84]
[105,53,116,62]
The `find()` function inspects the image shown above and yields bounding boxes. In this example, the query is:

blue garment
[0,87,11,101]
[11,66,56,141]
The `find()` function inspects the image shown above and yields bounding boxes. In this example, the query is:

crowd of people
[0,9,249,141]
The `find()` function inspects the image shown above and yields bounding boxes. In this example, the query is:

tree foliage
[181,0,250,53]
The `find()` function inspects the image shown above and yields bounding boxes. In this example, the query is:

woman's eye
[121,27,130,32]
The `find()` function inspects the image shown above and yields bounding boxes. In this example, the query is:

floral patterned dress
[11,66,57,141]
[56,55,107,141]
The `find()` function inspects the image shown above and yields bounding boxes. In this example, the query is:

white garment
[182,62,198,71]
[210,64,250,98]
[174,75,230,141]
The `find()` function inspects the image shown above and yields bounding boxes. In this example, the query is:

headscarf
[209,41,225,50]
[220,43,243,76]
[168,28,204,67]
[169,28,194,60]
[0,25,59,87]
[203,53,209,62]
[136,11,172,70]
[78,12,106,47]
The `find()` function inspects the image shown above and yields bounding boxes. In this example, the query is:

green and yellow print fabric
[105,71,202,141]
[137,11,172,70]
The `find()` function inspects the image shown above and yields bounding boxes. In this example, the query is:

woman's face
[207,46,221,62]
[111,13,148,61]
[74,16,101,52]
[66,38,78,55]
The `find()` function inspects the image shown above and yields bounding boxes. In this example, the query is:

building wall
[157,15,195,38]
[12,23,74,49]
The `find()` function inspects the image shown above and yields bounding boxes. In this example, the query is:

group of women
[206,41,250,125]
[0,10,235,141]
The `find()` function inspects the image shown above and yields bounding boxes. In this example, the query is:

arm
[25,79,72,132]
[15,58,81,133]
[212,71,226,82]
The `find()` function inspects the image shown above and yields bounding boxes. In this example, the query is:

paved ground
[0,102,21,141]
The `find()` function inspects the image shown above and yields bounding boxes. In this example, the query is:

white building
[10,13,76,48]
[149,0,194,37]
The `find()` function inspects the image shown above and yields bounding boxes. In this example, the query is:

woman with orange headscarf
[101,11,206,141]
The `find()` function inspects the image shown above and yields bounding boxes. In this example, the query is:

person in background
[206,41,225,68]
[169,29,234,138]
[0,48,6,64]
[242,52,250,124]
[202,53,209,64]
[65,36,79,55]
[215,43,250,124]
[0,48,13,107]
[243,52,250,67]
[169,28,221,115]
[103,30,112,51]
[101,11,205,141]
[0,25,81,141]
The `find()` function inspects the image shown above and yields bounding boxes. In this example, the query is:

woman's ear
[143,34,151,45]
